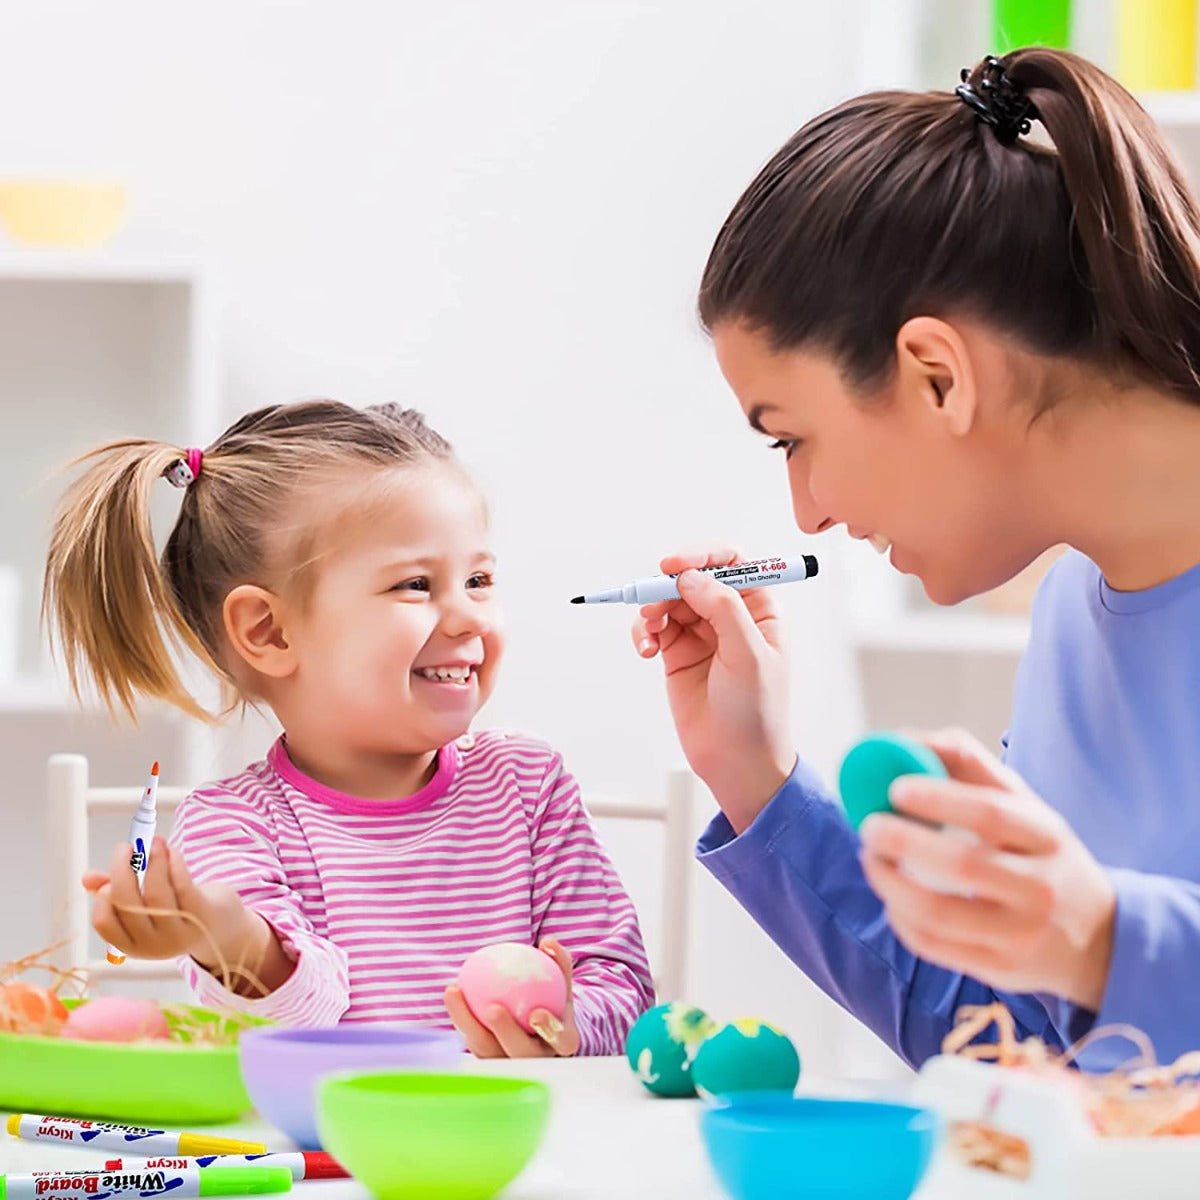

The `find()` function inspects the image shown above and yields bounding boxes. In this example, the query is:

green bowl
[0,1002,264,1123]
[317,1072,550,1200]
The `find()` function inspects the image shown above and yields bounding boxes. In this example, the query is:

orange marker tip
[106,951,125,965]
[151,761,160,775]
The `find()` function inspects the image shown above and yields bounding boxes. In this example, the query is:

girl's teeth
[417,666,472,682]
[867,533,891,555]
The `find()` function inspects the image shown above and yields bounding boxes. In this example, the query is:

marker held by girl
[570,554,818,605]
[106,761,159,966]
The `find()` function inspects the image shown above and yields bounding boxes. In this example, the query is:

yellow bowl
[0,181,126,247]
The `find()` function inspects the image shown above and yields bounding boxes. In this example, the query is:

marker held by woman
[106,761,159,966]
[1,1167,291,1199]
[6,1115,265,1157]
[570,554,818,605]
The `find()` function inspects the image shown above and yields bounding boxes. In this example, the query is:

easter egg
[61,996,171,1042]
[625,1003,718,1097]
[457,942,568,1035]
[692,1018,801,1099]
[0,983,69,1035]
[838,732,947,831]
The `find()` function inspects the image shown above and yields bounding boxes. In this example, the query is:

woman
[632,49,1200,1070]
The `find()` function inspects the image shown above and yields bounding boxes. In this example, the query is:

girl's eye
[467,572,495,590]
[391,577,430,593]
[768,438,799,458]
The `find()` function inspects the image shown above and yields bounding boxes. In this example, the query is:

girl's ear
[223,585,298,679]
[894,316,977,436]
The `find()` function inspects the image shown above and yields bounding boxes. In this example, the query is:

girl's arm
[529,753,656,1056]
[168,793,351,1026]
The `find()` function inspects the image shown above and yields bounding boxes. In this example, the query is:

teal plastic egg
[625,1003,717,1097]
[838,732,947,831]
[692,1019,801,1099]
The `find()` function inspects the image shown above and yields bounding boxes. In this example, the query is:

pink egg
[60,996,171,1043]
[457,942,568,1034]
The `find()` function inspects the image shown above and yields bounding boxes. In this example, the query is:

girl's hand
[858,729,1117,1009]
[83,837,261,972]
[444,939,580,1058]
[631,548,795,831]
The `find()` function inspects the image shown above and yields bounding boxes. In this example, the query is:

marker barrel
[1,1167,291,1199]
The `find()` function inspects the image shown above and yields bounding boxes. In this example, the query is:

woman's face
[711,320,1047,605]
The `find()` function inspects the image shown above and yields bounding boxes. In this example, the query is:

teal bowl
[700,1095,943,1200]
[316,1071,550,1200]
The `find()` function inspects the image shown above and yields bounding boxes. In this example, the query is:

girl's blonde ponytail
[43,439,216,721]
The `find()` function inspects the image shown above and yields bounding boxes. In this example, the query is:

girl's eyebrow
[378,551,497,571]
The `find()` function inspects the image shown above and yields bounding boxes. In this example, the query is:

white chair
[585,770,697,1002]
[47,753,699,1000]
[47,753,190,983]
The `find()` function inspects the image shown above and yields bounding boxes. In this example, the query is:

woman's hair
[699,48,1200,402]
[42,400,455,720]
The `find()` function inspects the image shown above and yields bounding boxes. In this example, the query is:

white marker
[570,554,819,605]
[106,761,159,966]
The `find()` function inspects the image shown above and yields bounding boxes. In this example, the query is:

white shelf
[852,611,1031,655]
[0,250,202,282]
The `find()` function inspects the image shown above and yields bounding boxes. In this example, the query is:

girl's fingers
[484,1004,552,1058]
[887,779,1060,855]
[103,843,159,943]
[89,884,133,951]
[539,938,574,1001]
[138,837,179,912]
[81,871,110,893]
[443,986,505,1058]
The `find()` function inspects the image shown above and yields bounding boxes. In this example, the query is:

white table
[0,1057,962,1199]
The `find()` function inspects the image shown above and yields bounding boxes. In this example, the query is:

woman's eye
[391,577,430,592]
[768,438,799,458]
[467,572,495,590]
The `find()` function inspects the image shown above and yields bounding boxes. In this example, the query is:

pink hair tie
[164,447,204,489]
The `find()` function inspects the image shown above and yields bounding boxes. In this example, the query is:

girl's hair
[42,400,455,721]
[699,48,1200,402]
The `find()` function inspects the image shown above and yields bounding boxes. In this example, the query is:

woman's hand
[444,939,580,1058]
[631,549,795,831]
[83,837,292,995]
[858,729,1117,1009]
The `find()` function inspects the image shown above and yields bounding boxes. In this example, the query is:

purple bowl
[238,1025,465,1149]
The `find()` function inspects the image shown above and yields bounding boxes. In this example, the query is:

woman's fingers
[887,778,1061,855]
[859,813,1056,909]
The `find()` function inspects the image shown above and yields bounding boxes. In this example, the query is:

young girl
[45,400,653,1056]
[631,49,1200,1070]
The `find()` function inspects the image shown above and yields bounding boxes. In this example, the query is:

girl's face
[711,321,1045,605]
[286,464,504,756]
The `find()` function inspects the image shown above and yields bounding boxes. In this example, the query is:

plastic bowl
[0,1003,262,1123]
[700,1095,943,1200]
[317,1072,549,1200]
[239,1024,464,1149]
[0,181,126,246]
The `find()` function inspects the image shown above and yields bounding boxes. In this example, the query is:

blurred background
[0,0,1195,1081]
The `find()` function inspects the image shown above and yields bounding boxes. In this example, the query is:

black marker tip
[570,595,584,604]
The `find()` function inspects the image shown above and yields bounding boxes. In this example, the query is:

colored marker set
[4,1114,349,1198]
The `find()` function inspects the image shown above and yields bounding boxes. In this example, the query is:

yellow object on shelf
[0,180,126,247]
[1117,0,1197,92]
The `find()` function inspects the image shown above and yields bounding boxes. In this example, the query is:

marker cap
[299,1154,348,1180]
[198,1168,292,1195]
[178,1135,269,1156]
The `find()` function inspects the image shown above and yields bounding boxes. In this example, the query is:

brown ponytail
[700,47,1200,404]
[43,401,457,721]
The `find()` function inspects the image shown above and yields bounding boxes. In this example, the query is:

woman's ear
[223,585,298,679]
[894,316,977,436]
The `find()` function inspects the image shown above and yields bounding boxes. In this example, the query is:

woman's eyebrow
[747,403,781,433]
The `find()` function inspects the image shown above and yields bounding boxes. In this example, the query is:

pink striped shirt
[170,730,655,1055]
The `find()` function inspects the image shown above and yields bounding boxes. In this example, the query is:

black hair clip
[955,55,1038,145]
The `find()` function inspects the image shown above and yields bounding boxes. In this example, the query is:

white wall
[0,1,914,1076]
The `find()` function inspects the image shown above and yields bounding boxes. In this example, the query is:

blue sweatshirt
[697,550,1200,1071]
